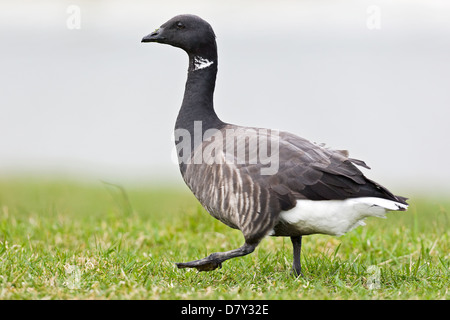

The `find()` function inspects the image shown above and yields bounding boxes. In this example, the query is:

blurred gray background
[1,0,449,195]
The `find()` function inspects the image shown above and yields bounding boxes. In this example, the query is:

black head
[141,14,216,56]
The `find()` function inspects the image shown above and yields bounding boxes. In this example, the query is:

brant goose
[142,14,408,276]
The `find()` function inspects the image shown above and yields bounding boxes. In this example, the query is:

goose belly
[182,162,251,231]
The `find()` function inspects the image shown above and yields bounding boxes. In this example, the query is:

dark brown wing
[261,131,408,209]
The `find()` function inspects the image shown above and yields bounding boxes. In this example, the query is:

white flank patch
[276,197,408,237]
[194,56,214,70]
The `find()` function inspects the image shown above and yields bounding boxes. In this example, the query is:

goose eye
[176,22,185,29]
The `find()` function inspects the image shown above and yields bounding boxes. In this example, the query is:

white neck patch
[193,56,214,70]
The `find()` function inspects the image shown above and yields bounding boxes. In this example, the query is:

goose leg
[176,242,257,272]
[291,236,304,277]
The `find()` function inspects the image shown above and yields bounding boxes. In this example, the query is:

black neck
[175,52,224,141]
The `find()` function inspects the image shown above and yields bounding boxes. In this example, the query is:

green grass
[0,178,448,299]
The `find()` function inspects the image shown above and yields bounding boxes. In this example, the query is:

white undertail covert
[273,197,408,237]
